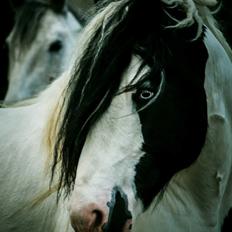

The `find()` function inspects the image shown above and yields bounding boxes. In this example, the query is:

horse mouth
[103,187,132,232]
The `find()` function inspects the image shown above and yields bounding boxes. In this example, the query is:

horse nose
[70,203,107,232]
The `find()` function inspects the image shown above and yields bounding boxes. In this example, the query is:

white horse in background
[4,0,82,103]
[0,0,232,232]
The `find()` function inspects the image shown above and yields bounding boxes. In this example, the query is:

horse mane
[49,0,229,196]
[10,1,67,52]
[196,5,232,60]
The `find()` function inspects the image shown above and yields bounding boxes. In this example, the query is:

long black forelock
[11,1,67,52]
[52,0,197,196]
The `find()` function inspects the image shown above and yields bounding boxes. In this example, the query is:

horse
[3,0,82,103]
[0,0,232,231]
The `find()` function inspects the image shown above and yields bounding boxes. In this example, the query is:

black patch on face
[134,25,208,208]
[221,208,232,232]
[103,187,132,232]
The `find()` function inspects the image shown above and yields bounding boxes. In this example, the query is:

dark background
[0,1,13,99]
[216,0,232,46]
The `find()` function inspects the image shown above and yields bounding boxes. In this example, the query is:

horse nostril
[70,203,107,231]
[92,209,104,227]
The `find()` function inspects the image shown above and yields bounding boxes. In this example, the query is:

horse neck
[203,27,232,223]
[197,5,232,62]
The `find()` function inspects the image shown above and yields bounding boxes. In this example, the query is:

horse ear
[49,0,67,12]
[9,0,25,10]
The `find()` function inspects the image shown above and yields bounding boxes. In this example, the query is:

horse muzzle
[70,187,132,232]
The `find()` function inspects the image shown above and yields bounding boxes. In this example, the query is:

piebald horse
[4,0,82,103]
[0,0,232,231]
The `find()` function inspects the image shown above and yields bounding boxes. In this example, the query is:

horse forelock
[51,0,217,196]
[10,1,67,52]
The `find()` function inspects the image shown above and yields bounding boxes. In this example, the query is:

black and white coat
[0,0,231,231]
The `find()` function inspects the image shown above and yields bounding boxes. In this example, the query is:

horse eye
[48,76,55,83]
[139,90,154,100]
[132,88,154,105]
[48,40,63,52]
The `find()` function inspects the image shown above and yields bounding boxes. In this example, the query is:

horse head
[51,1,226,231]
[4,0,82,103]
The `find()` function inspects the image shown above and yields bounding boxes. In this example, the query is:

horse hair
[10,1,67,52]
[52,0,216,196]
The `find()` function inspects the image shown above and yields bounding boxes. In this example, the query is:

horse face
[4,3,82,103]
[69,59,145,231]
[69,29,208,230]
[55,2,209,229]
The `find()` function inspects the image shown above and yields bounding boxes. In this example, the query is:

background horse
[3,0,82,103]
[0,0,232,232]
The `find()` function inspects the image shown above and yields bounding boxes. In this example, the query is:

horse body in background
[0,0,232,232]
[4,0,82,103]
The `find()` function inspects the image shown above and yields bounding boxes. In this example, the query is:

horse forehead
[121,56,148,86]
[38,10,80,38]
[66,11,82,32]
[6,11,61,49]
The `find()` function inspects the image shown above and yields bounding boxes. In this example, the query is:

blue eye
[139,90,154,100]
[133,71,165,106]
[132,88,154,106]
